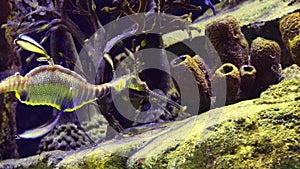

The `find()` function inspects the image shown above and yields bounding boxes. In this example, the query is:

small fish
[14,34,54,66]
[14,34,49,57]
[16,111,62,139]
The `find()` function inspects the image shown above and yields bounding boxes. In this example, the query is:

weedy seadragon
[2,34,186,139]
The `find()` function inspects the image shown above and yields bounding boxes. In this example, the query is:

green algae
[135,101,300,168]
[130,68,300,168]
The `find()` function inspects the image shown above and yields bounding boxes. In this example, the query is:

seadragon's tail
[0,72,25,94]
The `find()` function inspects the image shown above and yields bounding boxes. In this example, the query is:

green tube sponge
[170,55,211,114]
[205,15,249,68]
[279,12,300,66]
[239,65,256,100]
[250,37,281,95]
[212,63,241,106]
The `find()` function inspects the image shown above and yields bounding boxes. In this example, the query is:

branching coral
[8,0,101,45]
[102,0,202,15]
[0,0,19,160]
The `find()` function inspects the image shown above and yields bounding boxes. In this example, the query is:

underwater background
[0,0,300,168]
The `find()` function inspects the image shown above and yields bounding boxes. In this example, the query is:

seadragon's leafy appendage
[0,64,138,112]
[8,34,187,139]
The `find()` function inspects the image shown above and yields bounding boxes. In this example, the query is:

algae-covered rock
[1,65,299,169]
[0,93,19,160]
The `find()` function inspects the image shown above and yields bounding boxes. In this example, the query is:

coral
[170,54,211,114]
[250,37,281,95]
[0,0,17,72]
[203,16,282,102]
[212,63,241,106]
[205,15,249,68]
[193,55,212,93]
[37,122,93,153]
[279,12,300,66]
[239,65,256,100]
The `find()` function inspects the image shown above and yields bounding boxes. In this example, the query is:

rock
[0,93,19,160]
[1,64,299,168]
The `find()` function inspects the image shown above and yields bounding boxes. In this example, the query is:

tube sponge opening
[212,63,241,106]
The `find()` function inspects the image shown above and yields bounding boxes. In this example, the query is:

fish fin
[36,57,50,62]
[37,57,54,67]
[104,53,115,71]
[16,111,62,139]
